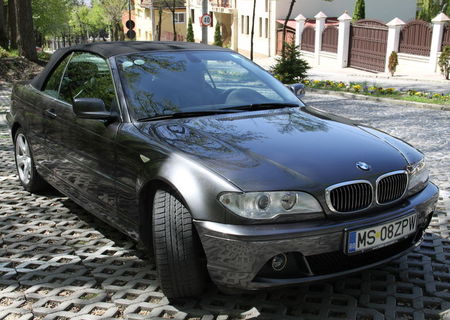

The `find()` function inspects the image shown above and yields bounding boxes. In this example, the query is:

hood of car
[142,108,418,192]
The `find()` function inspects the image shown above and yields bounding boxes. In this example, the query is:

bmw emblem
[356,161,371,171]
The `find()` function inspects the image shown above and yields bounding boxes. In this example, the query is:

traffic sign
[200,14,212,27]
[126,29,136,40]
[126,19,135,30]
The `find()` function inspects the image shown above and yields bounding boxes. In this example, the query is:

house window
[174,12,185,24]
[145,9,150,18]
[259,17,262,37]
[241,15,244,33]
[209,11,214,27]
[246,16,249,34]
[265,0,269,12]
[191,9,195,23]
[265,18,269,38]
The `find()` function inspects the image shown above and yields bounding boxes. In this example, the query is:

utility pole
[202,0,208,44]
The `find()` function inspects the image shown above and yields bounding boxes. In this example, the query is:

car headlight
[218,191,323,220]
[407,158,429,195]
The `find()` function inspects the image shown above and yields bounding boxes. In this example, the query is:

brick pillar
[430,13,450,72]
[337,12,352,68]
[385,18,405,73]
[295,14,306,48]
[314,11,327,65]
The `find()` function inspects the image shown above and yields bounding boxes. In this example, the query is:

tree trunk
[15,0,37,61]
[172,0,177,41]
[158,7,162,41]
[0,1,8,49]
[250,0,256,60]
[281,0,295,58]
[8,0,17,49]
[172,11,176,41]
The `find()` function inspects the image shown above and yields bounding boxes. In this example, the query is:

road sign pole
[128,0,131,22]
[202,0,208,44]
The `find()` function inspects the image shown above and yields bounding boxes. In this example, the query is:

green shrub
[271,42,310,84]
[186,18,194,42]
[388,51,398,77]
[0,47,9,58]
[438,46,450,80]
[37,51,52,62]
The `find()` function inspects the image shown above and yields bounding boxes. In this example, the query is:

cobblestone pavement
[0,85,449,319]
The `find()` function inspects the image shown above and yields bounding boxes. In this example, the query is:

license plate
[346,213,417,254]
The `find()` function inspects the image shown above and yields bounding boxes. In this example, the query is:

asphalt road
[0,88,449,320]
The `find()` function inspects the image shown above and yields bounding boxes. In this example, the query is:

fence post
[295,14,306,48]
[337,12,352,68]
[385,18,405,73]
[314,11,327,65]
[430,13,450,72]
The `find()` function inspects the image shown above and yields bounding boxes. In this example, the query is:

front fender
[138,152,242,223]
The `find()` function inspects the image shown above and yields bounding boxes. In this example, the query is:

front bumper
[194,183,439,290]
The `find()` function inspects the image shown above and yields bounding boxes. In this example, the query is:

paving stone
[0,87,449,319]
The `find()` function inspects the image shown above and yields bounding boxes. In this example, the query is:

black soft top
[31,41,228,90]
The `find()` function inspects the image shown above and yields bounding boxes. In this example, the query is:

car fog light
[272,253,287,271]
[257,194,271,210]
[281,193,297,210]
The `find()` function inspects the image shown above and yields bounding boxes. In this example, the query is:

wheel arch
[11,122,22,142]
[137,177,189,249]
[136,154,241,248]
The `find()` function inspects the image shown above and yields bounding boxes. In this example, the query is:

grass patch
[303,80,450,105]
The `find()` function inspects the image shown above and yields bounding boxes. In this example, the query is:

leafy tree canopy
[417,0,450,21]
[32,0,72,36]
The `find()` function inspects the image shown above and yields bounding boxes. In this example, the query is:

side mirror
[73,98,117,121]
[287,83,306,99]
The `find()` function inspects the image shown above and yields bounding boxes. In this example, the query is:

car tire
[14,128,48,193]
[152,189,206,298]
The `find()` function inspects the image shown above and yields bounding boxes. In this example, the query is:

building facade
[123,0,187,42]
[186,0,417,58]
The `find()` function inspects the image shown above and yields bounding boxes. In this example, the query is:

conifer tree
[353,0,365,21]
[186,17,194,42]
[213,23,222,47]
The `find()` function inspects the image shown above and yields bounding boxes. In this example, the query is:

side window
[43,54,72,99]
[59,52,117,111]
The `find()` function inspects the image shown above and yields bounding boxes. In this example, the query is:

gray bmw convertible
[7,42,438,298]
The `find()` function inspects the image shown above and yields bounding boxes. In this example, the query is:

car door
[40,53,73,174]
[46,52,122,226]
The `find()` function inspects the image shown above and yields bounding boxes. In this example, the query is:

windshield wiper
[222,103,299,111]
[137,109,241,122]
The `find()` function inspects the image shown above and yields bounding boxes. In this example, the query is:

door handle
[44,108,57,119]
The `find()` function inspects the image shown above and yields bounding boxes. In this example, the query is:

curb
[340,73,450,85]
[306,88,450,111]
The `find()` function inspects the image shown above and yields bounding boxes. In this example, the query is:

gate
[301,26,315,52]
[276,28,295,55]
[399,20,432,56]
[322,25,338,53]
[348,20,388,72]
[442,24,450,50]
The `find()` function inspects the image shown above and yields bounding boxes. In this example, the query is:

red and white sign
[200,14,212,27]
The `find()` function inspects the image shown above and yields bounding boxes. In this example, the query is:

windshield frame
[114,49,304,122]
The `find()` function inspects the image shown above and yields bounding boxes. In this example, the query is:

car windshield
[115,50,301,120]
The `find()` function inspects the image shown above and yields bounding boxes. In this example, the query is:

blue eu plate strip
[348,231,357,253]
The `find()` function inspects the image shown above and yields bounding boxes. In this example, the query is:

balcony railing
[209,0,232,8]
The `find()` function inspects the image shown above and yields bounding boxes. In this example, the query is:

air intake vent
[327,182,373,213]
[377,172,408,204]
